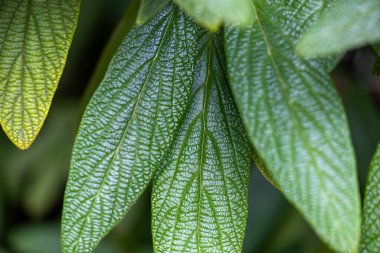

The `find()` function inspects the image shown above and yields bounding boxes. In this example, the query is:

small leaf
[360,144,380,253]
[173,0,254,31]
[62,4,200,253]
[297,0,380,57]
[137,0,170,25]
[225,1,361,252]
[0,0,80,149]
[152,31,251,252]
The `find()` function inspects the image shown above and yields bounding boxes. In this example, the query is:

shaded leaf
[297,0,380,57]
[152,31,251,252]
[372,58,380,76]
[0,0,80,149]
[62,4,200,253]
[360,144,380,253]
[373,43,380,56]
[173,0,254,31]
[137,0,169,25]
[224,1,361,252]
[372,43,380,76]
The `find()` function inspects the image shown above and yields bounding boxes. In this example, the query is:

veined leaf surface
[152,31,251,252]
[225,1,361,252]
[360,145,380,253]
[137,0,169,25]
[297,0,380,57]
[269,0,340,71]
[0,0,80,149]
[62,5,199,253]
[173,0,254,31]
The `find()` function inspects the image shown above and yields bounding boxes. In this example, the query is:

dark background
[0,1,379,252]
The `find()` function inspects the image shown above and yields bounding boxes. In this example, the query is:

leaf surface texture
[360,145,380,253]
[224,1,361,252]
[62,5,199,252]
[297,0,380,57]
[152,31,251,252]
[0,0,80,149]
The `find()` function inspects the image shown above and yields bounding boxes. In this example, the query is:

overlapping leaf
[62,5,200,252]
[0,0,80,149]
[224,1,361,252]
[297,0,380,57]
[360,145,380,253]
[137,0,169,25]
[268,0,340,71]
[152,31,251,253]
[373,43,380,55]
[173,0,254,31]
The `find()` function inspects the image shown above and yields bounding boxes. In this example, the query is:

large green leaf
[137,0,169,25]
[360,144,380,253]
[0,0,80,149]
[62,4,199,253]
[297,0,380,57]
[152,31,251,252]
[173,0,254,31]
[224,1,361,252]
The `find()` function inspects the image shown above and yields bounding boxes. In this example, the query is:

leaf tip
[1,123,38,150]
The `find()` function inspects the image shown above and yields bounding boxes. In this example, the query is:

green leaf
[173,0,254,31]
[152,31,251,252]
[137,0,169,25]
[62,4,200,253]
[372,43,380,75]
[0,0,80,149]
[270,0,341,71]
[224,1,361,253]
[360,144,380,253]
[297,0,380,57]
[373,43,380,55]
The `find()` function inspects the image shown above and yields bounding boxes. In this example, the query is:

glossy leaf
[297,0,380,57]
[173,0,254,31]
[0,0,80,149]
[360,145,380,253]
[137,0,169,25]
[62,5,199,253]
[225,1,361,252]
[152,31,251,252]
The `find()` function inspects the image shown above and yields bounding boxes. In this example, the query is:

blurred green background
[0,1,379,252]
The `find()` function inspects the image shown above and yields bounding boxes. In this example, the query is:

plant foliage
[360,145,380,253]
[0,0,80,149]
[1,0,380,252]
